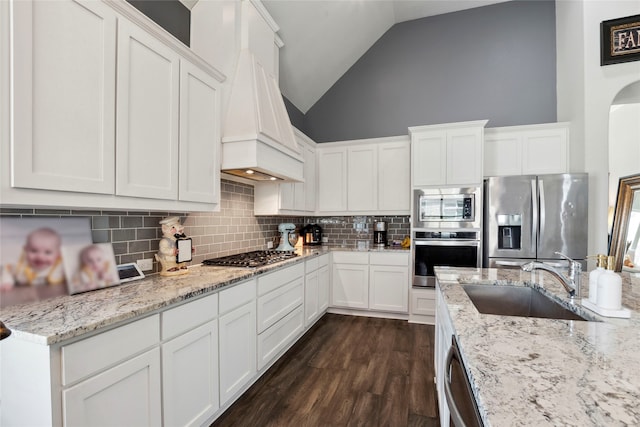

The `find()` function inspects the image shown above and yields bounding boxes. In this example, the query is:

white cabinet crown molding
[408,119,489,134]
[103,0,226,83]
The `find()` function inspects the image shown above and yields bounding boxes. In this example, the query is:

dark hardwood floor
[211,314,440,427]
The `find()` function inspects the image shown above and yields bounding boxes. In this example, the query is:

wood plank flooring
[211,314,440,427]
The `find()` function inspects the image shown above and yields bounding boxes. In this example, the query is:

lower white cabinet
[257,305,304,370]
[63,348,162,427]
[318,258,330,312]
[162,320,219,427]
[304,254,330,326]
[218,300,257,406]
[435,281,455,427]
[304,268,319,325]
[409,287,436,325]
[331,251,409,313]
[332,253,370,309]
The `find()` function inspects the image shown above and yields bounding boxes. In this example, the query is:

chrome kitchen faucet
[521,252,582,299]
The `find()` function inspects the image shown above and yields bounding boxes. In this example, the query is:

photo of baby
[62,243,120,295]
[0,217,92,307]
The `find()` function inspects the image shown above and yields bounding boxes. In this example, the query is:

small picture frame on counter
[117,262,145,283]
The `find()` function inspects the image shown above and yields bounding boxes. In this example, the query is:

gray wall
[303,0,557,142]
[283,96,307,134]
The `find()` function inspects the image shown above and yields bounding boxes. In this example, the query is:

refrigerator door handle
[531,178,538,254]
[539,178,546,243]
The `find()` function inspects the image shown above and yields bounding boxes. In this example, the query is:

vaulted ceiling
[262,0,511,113]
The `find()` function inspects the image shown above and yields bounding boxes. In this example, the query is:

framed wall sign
[601,14,640,66]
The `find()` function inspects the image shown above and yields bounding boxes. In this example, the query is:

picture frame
[117,262,146,283]
[62,243,120,295]
[601,14,640,66]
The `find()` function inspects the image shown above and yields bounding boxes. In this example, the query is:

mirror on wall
[609,174,640,272]
[608,81,640,272]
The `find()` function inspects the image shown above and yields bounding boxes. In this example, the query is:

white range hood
[221,49,303,182]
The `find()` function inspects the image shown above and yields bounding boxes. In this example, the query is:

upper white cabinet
[179,61,221,204]
[4,0,225,211]
[317,146,348,212]
[484,123,570,177]
[116,19,180,200]
[347,145,378,211]
[317,136,411,215]
[410,121,487,187]
[254,129,316,215]
[10,0,117,194]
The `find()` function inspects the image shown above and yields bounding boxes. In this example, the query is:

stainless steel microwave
[413,187,481,229]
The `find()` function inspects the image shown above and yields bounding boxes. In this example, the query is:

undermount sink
[461,284,594,321]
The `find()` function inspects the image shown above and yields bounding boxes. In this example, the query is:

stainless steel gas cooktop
[202,250,298,268]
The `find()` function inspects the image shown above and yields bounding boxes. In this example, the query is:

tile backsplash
[0,179,410,275]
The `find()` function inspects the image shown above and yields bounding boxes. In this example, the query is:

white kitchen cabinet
[483,123,570,177]
[317,146,348,212]
[116,18,180,200]
[179,60,221,204]
[435,281,455,427]
[331,252,370,309]
[63,348,162,427]
[257,305,304,370]
[10,0,117,194]
[409,287,436,325]
[316,136,410,215]
[162,321,218,427]
[410,121,487,187]
[304,268,320,326]
[4,0,225,211]
[369,252,409,313]
[218,279,257,406]
[378,141,411,211]
[347,145,378,211]
[254,129,316,215]
[318,257,330,312]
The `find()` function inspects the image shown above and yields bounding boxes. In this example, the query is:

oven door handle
[415,240,480,247]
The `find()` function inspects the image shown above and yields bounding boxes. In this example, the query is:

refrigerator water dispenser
[497,214,522,250]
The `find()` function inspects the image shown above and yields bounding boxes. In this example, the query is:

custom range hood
[221,49,303,182]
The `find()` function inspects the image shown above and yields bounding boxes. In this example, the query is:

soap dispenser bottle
[596,256,622,310]
[588,254,607,304]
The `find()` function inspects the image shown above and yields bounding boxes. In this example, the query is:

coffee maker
[302,224,322,246]
[373,221,387,247]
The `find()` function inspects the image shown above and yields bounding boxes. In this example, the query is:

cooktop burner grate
[202,250,298,268]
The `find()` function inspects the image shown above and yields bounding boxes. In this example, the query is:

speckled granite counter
[0,248,327,345]
[435,267,640,426]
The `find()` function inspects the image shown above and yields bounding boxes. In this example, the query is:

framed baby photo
[61,243,120,295]
[0,217,92,307]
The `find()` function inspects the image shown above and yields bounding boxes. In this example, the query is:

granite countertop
[1,248,327,346]
[434,267,640,426]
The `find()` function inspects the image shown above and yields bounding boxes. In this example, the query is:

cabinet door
[318,264,330,312]
[521,128,569,175]
[446,127,483,185]
[483,133,521,177]
[347,145,378,211]
[116,19,180,200]
[317,147,347,212]
[369,265,409,313]
[63,348,161,427]
[435,285,454,427]
[162,320,218,427]
[378,141,410,211]
[218,301,257,406]
[11,0,116,194]
[304,270,319,326]
[304,145,317,212]
[331,264,369,309]
[179,61,221,204]
[412,131,447,186]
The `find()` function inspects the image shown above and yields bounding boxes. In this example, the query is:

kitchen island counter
[435,267,640,426]
[1,248,327,345]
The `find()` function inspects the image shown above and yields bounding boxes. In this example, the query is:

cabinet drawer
[369,252,409,266]
[62,314,160,385]
[257,277,304,333]
[305,257,319,273]
[258,263,304,296]
[161,293,218,340]
[318,254,329,268]
[257,305,304,370]
[412,288,436,316]
[219,279,256,314]
[332,251,369,264]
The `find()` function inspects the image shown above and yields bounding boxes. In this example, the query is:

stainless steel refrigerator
[483,174,588,269]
